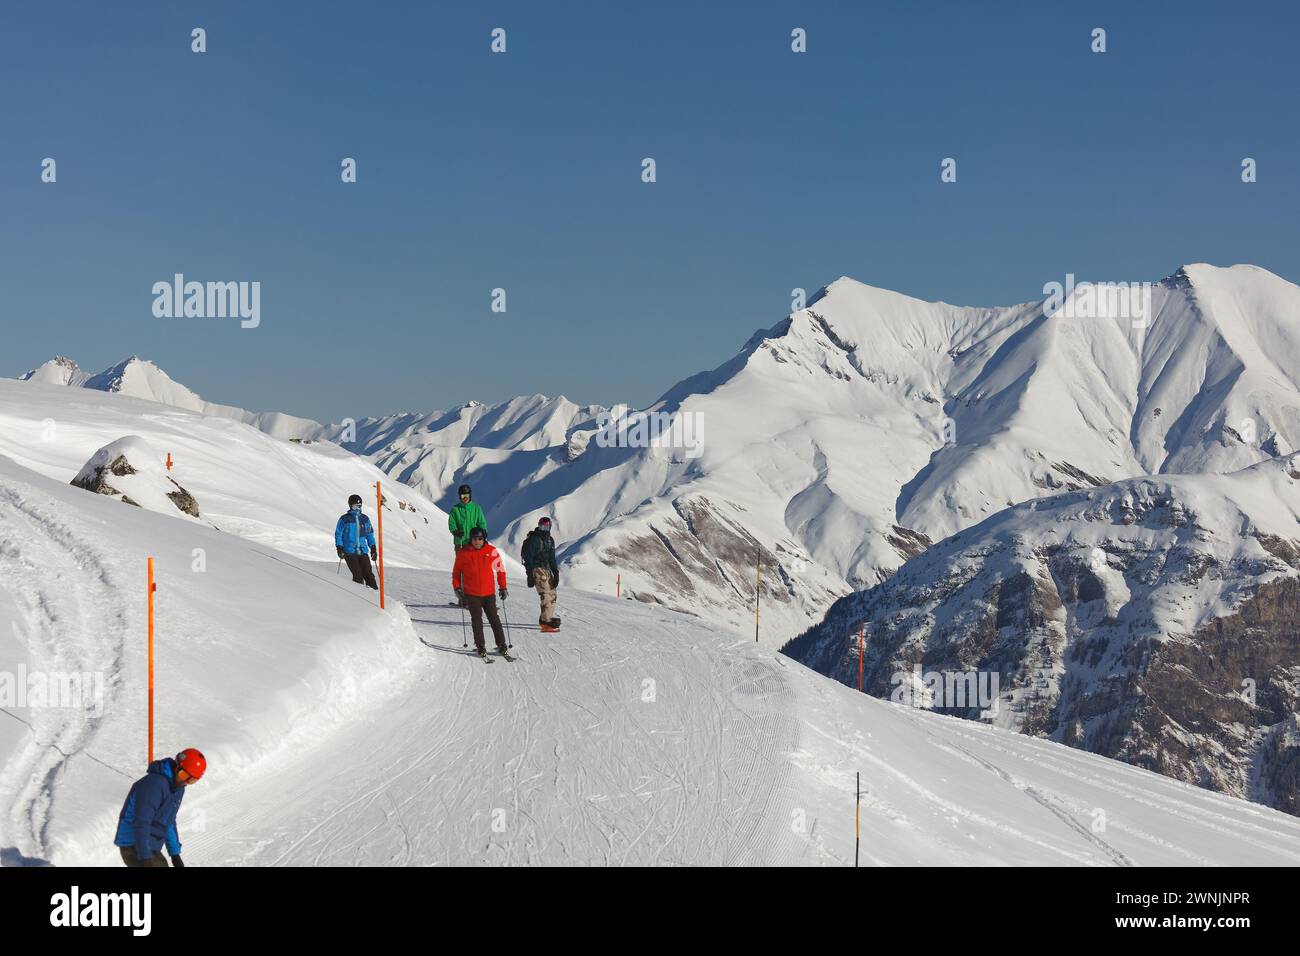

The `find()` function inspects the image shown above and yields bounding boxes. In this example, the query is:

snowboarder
[452,527,513,660]
[114,748,206,867]
[521,516,561,632]
[448,483,487,553]
[335,493,379,589]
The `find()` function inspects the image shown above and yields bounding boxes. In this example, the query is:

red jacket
[452,543,507,597]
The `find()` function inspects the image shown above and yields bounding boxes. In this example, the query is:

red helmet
[175,748,207,780]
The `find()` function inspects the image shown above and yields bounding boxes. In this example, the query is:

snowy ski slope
[3,453,1297,866]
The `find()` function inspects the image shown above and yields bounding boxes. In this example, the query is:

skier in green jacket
[448,483,487,551]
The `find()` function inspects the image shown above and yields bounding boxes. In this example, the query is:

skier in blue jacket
[335,493,378,589]
[114,748,206,866]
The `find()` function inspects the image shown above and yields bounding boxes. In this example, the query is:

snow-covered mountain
[19,263,1300,650]
[18,356,323,439]
[4,449,1298,866]
[348,263,1300,645]
[306,394,609,505]
[19,355,93,387]
[784,454,1300,815]
[332,395,607,457]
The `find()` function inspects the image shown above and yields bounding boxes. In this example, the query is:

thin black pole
[502,593,513,649]
[855,771,860,868]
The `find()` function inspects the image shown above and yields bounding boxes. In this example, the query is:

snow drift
[0,452,420,865]
[71,435,200,519]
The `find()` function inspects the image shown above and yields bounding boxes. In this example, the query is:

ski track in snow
[187,571,806,866]
[0,482,127,861]
[925,717,1300,865]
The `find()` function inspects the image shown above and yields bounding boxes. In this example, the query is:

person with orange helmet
[114,747,206,866]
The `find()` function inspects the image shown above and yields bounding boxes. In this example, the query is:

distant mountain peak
[19,356,91,387]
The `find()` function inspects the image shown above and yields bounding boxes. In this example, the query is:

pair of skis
[476,647,515,663]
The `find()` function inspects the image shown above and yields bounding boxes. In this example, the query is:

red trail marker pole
[858,628,864,692]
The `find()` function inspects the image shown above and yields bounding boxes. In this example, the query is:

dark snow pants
[465,594,507,652]
[120,847,169,867]
[344,553,378,589]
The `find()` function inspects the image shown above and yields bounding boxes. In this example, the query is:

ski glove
[171,855,185,868]
[370,549,377,561]
[336,546,345,559]
[454,588,465,601]
[498,587,508,600]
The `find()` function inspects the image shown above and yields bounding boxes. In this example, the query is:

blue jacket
[114,758,185,858]
[335,511,377,555]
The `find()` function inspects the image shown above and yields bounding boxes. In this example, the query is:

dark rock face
[603,494,791,608]
[70,453,137,497]
[166,480,200,518]
[70,452,200,518]
[887,525,931,559]
[1118,577,1300,804]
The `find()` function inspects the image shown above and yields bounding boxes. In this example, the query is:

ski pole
[502,593,513,649]
[459,600,468,649]
[336,558,342,576]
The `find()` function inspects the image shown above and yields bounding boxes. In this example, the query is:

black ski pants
[344,552,379,589]
[465,593,508,652]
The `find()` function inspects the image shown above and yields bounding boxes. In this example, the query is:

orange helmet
[175,748,207,780]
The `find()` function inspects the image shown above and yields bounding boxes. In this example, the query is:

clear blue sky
[2,1,1296,422]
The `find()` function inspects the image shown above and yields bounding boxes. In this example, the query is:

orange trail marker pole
[147,557,155,765]
[375,481,386,610]
[165,452,172,471]
[858,628,864,692]
[754,557,761,642]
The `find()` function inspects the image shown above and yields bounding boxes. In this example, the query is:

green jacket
[448,501,487,547]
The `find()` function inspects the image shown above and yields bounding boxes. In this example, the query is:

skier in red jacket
[451,527,512,660]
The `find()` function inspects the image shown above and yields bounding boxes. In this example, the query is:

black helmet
[469,526,487,542]
[458,484,472,498]
[347,494,363,506]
